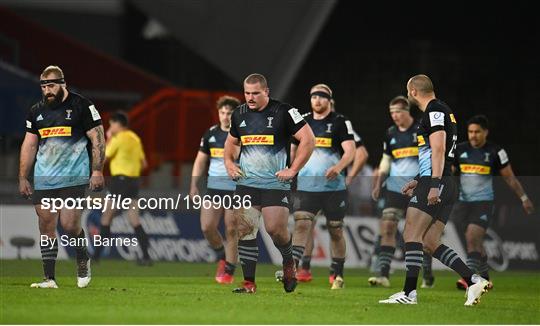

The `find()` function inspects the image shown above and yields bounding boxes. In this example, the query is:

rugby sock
[225,261,236,276]
[73,229,89,262]
[292,245,305,267]
[422,251,433,278]
[134,225,150,259]
[329,261,337,276]
[274,237,293,263]
[478,254,490,280]
[433,244,474,286]
[212,245,225,262]
[238,239,258,282]
[301,255,312,270]
[466,251,482,274]
[332,257,345,277]
[378,245,395,278]
[373,235,382,255]
[403,242,423,295]
[93,224,110,259]
[40,237,58,280]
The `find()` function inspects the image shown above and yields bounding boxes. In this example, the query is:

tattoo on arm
[89,126,105,171]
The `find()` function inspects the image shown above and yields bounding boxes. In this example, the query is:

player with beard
[19,65,105,288]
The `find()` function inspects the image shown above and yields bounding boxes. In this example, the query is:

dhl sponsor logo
[241,135,274,145]
[450,114,457,123]
[210,148,224,158]
[392,147,419,159]
[417,135,426,146]
[315,137,332,147]
[460,164,491,175]
[39,126,72,138]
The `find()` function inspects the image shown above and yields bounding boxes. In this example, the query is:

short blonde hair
[310,83,332,96]
[41,65,64,80]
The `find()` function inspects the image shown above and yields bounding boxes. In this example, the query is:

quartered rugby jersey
[199,125,236,191]
[296,111,355,192]
[383,122,420,193]
[229,99,306,190]
[25,92,102,190]
[453,141,509,202]
[417,99,458,177]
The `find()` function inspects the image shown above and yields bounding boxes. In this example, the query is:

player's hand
[325,165,342,180]
[189,186,199,198]
[226,163,244,180]
[275,168,297,182]
[19,177,33,199]
[345,175,356,186]
[522,199,535,215]
[401,180,418,197]
[372,185,381,201]
[427,187,441,205]
[89,171,104,192]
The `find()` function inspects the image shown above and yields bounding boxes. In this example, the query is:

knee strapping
[326,220,343,229]
[237,207,261,240]
[382,207,404,221]
[293,211,315,222]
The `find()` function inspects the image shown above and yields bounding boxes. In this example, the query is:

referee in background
[92,111,152,265]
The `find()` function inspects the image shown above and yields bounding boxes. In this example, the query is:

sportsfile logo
[210,148,224,158]
[39,126,72,138]
[460,164,491,175]
[241,135,274,145]
[392,147,419,158]
[315,137,332,147]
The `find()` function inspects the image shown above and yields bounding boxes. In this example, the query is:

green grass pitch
[1,260,539,324]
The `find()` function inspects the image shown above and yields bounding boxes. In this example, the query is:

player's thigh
[261,206,290,232]
[467,201,493,230]
[296,191,323,218]
[321,190,347,222]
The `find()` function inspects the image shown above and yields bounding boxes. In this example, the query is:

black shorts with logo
[383,190,410,211]
[234,185,291,209]
[296,190,348,221]
[408,176,458,224]
[32,184,87,205]
[451,200,494,229]
[108,175,140,198]
[206,188,236,203]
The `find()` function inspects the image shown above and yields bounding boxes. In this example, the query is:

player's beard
[44,88,64,107]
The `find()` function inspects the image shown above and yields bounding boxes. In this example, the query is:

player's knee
[293,214,313,234]
[60,221,79,235]
[200,222,214,235]
[327,220,343,238]
[236,207,261,240]
[225,225,237,241]
[381,208,403,222]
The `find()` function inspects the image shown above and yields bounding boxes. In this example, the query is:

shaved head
[407,74,434,94]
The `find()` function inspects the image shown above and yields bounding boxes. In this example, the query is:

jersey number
[448,135,457,158]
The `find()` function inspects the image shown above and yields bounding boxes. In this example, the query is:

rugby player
[92,111,151,266]
[19,65,105,288]
[452,115,535,290]
[190,96,241,284]
[379,75,490,306]
[368,96,434,288]
[292,86,366,288]
[224,73,315,293]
